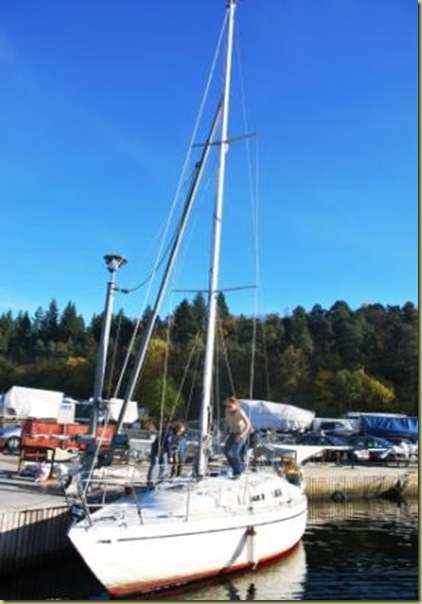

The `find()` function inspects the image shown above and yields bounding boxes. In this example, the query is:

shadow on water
[132,575,258,602]
[0,550,109,600]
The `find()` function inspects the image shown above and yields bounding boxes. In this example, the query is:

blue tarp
[362,415,418,440]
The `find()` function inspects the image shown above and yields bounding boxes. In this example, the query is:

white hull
[68,471,307,597]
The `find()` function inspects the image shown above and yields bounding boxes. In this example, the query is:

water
[2,500,418,601]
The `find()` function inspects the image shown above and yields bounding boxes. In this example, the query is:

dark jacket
[150,429,173,460]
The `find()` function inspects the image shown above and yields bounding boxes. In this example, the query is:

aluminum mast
[196,0,237,476]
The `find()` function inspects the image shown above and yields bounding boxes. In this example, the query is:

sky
[0,0,417,323]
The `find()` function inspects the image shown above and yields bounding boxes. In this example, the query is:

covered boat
[239,399,314,432]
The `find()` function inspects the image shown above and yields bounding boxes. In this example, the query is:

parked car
[385,436,418,459]
[0,424,22,453]
[348,435,409,464]
[297,433,349,447]
[295,432,350,462]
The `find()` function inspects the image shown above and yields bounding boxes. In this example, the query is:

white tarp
[239,399,314,432]
[311,417,357,432]
[3,386,64,419]
[108,398,138,425]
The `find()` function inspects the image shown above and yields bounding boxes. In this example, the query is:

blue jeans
[147,453,169,484]
[224,434,246,476]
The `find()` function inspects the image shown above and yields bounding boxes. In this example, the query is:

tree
[140,376,185,421]
[261,313,285,355]
[316,368,397,417]
[278,345,311,403]
[44,299,60,341]
[308,304,335,367]
[286,306,314,355]
[172,299,198,344]
[217,292,230,319]
[192,292,207,331]
[0,298,417,416]
[60,303,86,341]
[12,311,33,361]
[329,301,365,368]
[0,312,15,354]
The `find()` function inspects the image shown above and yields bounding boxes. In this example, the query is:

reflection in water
[1,499,418,601]
[205,542,306,601]
[308,496,418,526]
[148,542,307,601]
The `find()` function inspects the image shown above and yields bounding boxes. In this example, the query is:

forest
[0,296,418,422]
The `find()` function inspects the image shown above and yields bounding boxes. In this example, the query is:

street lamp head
[103,254,127,273]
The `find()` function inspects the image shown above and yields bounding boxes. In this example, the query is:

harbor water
[1,498,418,600]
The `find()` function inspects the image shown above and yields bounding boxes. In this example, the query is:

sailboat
[67,0,307,597]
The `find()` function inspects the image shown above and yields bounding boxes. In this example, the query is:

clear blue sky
[0,0,417,322]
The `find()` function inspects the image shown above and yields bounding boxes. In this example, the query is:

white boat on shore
[68,0,307,597]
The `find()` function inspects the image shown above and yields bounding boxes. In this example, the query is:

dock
[302,461,418,500]
[0,452,417,574]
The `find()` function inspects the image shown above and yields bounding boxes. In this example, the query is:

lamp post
[89,254,127,435]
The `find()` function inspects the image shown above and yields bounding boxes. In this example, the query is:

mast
[196,0,237,476]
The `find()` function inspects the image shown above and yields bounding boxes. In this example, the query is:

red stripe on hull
[108,541,302,598]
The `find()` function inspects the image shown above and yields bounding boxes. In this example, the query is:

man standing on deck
[223,397,252,478]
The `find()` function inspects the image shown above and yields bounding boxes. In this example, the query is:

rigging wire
[235,29,262,401]
[249,140,260,400]
[113,14,228,397]
[183,340,202,424]
[154,293,204,452]
[151,309,174,460]
[160,310,172,422]
[175,331,204,421]
[217,313,236,398]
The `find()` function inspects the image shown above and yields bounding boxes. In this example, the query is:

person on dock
[222,397,252,478]
[146,421,173,488]
[169,421,188,478]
